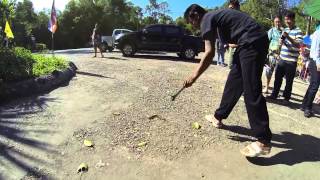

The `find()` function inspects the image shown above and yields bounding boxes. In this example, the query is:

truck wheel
[182,47,196,60]
[121,43,135,57]
[108,47,114,52]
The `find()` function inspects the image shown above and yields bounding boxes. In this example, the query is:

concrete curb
[0,61,78,101]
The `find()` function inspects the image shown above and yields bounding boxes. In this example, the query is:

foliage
[32,54,67,77]
[1,0,317,50]
[145,0,171,24]
[35,43,47,51]
[175,17,197,35]
[0,0,16,46]
[12,0,37,47]
[0,47,67,82]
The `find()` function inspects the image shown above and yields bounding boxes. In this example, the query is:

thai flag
[48,0,57,33]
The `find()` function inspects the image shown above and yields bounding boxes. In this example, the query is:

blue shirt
[310,28,320,65]
[268,27,282,51]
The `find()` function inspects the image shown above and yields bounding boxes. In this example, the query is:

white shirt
[310,29,320,65]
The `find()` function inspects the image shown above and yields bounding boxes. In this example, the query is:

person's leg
[214,51,243,120]
[221,49,226,65]
[217,50,222,65]
[93,45,97,57]
[239,41,272,145]
[263,63,272,93]
[283,61,297,100]
[270,60,286,98]
[302,60,320,116]
[98,46,104,58]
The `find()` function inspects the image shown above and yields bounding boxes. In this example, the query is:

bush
[32,55,67,76]
[35,43,47,51]
[0,47,68,82]
[0,47,35,82]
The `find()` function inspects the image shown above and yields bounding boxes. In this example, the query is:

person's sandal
[205,115,223,128]
[240,142,271,157]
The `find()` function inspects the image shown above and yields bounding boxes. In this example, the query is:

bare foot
[205,115,223,128]
[240,141,271,157]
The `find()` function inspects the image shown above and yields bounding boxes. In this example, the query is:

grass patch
[0,47,68,82]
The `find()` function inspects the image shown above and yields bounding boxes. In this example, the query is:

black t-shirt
[201,9,266,46]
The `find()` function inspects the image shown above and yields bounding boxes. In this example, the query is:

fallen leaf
[137,141,147,147]
[192,122,201,129]
[84,139,94,147]
[77,163,88,173]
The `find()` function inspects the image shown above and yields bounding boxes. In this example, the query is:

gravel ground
[1,49,319,180]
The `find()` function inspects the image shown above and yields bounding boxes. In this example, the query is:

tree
[145,0,170,24]
[0,0,16,46]
[12,0,37,47]
[175,16,196,35]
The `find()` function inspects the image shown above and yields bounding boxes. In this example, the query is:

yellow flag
[5,20,14,39]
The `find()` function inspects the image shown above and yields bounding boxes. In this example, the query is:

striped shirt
[280,26,303,62]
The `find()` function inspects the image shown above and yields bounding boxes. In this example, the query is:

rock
[95,160,106,168]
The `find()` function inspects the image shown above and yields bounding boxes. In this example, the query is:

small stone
[95,160,106,168]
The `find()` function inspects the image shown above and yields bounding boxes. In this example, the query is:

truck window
[165,27,180,35]
[146,26,162,34]
[114,30,121,35]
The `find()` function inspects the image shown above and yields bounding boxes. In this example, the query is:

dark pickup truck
[116,24,204,60]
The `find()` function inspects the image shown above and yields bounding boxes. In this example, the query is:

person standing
[216,37,227,66]
[301,21,320,117]
[268,11,303,102]
[263,16,283,94]
[91,23,104,58]
[183,4,272,157]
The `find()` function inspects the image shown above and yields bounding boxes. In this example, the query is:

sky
[28,0,225,19]
[129,0,226,19]
[25,0,71,11]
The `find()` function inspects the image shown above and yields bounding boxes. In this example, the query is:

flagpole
[52,32,54,56]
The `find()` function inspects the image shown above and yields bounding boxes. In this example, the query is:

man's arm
[183,39,215,87]
[283,31,302,47]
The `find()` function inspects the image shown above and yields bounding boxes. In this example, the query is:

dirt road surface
[1,49,319,180]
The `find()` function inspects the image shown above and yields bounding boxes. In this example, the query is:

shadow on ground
[224,125,320,166]
[0,95,58,179]
[76,71,115,79]
[130,54,219,65]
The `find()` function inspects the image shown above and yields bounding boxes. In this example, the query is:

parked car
[101,29,133,52]
[116,24,204,60]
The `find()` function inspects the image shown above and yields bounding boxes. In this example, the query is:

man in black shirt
[183,4,272,157]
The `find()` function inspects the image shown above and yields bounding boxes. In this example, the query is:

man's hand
[282,32,289,38]
[183,73,197,88]
[228,44,238,48]
[317,64,320,72]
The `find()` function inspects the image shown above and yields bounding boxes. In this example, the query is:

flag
[48,0,57,33]
[4,20,14,39]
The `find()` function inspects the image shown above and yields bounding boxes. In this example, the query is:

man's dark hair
[284,11,295,19]
[184,4,207,22]
[229,0,240,10]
